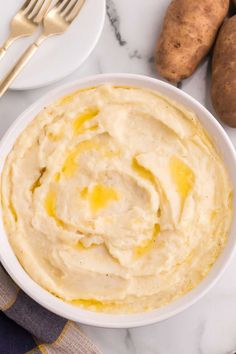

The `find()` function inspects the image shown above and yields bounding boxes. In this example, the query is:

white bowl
[0,74,236,328]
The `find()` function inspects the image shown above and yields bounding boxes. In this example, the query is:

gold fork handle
[0,41,41,97]
[0,47,7,61]
[0,37,15,61]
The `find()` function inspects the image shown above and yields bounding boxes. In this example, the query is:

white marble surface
[1,1,236,353]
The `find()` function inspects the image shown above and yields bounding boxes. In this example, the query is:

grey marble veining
[106,0,127,47]
[0,1,236,354]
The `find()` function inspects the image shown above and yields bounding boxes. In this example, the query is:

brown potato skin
[211,16,236,127]
[156,0,229,83]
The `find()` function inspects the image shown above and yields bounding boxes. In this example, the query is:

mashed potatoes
[1,85,233,313]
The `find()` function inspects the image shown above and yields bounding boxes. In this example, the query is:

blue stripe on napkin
[0,311,36,354]
[4,291,67,343]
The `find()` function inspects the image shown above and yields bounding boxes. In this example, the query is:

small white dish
[0,74,236,328]
[0,0,106,90]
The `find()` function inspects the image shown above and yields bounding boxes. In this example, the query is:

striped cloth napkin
[0,265,101,354]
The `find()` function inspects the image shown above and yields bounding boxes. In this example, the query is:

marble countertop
[1,1,236,353]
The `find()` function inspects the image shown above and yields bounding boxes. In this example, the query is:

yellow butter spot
[60,93,76,105]
[76,241,97,250]
[80,187,88,199]
[89,184,120,213]
[73,108,99,135]
[228,191,233,208]
[211,209,219,220]
[88,123,99,132]
[62,140,98,178]
[9,201,17,222]
[44,189,63,226]
[170,156,195,211]
[132,158,156,186]
[45,190,56,217]
[76,242,87,250]
[134,224,160,259]
[61,150,78,178]
[48,131,63,141]
[70,298,112,311]
[114,85,132,90]
[59,87,96,105]
[54,172,61,182]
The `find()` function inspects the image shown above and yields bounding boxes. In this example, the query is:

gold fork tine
[0,0,52,61]
[60,0,74,13]
[24,0,39,17]
[21,0,33,11]
[31,0,52,23]
[63,0,77,18]
[60,0,75,14]
[55,0,69,11]
[0,0,85,96]
[66,0,85,23]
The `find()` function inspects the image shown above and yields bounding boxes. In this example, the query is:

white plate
[0,0,106,90]
[0,74,236,328]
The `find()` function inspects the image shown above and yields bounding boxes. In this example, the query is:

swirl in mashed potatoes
[1,85,233,313]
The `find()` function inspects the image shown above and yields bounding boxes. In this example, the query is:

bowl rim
[0,73,236,328]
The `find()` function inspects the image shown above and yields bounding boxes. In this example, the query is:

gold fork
[0,0,85,97]
[0,0,52,61]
